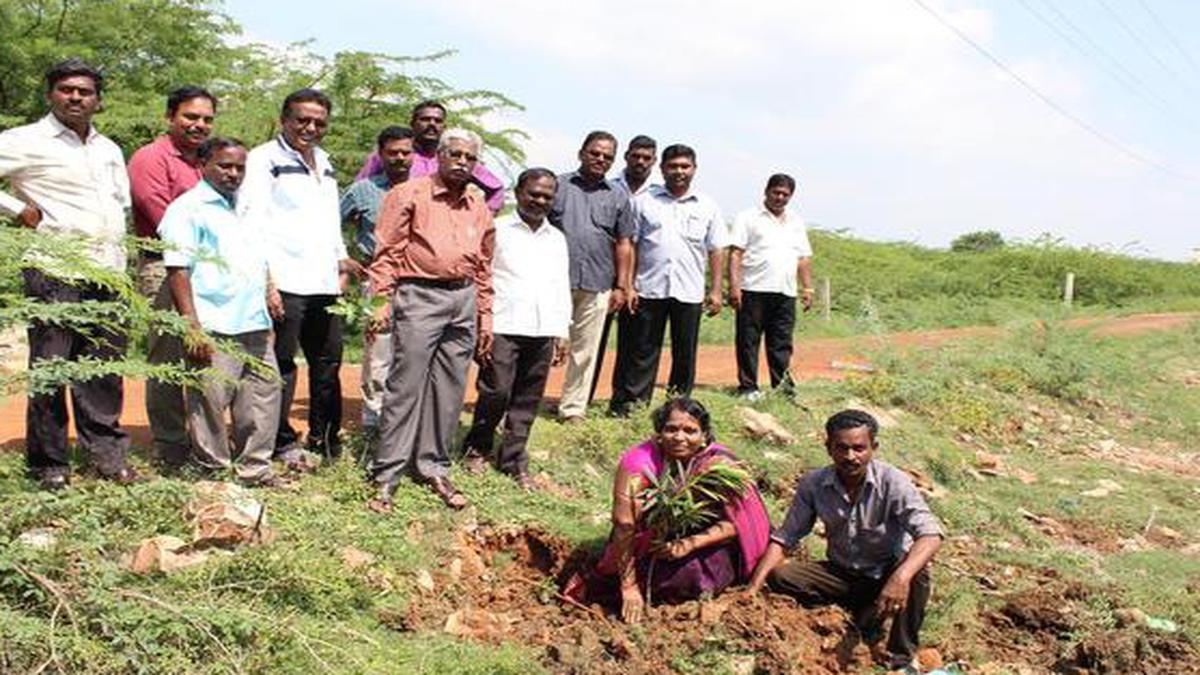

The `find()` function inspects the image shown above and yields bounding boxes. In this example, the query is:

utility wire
[1133,0,1200,81]
[1093,0,1199,95]
[907,0,1193,182]
[1017,0,1172,116]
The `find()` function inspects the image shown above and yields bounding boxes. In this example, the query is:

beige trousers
[188,330,281,482]
[558,289,610,419]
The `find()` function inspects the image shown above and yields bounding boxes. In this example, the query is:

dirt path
[1,312,1193,450]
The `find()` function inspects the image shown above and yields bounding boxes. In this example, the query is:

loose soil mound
[980,582,1199,674]
[392,526,874,674]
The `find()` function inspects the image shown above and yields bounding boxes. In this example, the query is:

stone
[17,528,57,551]
[736,407,796,445]
[415,569,436,593]
[916,647,944,670]
[340,546,376,570]
[443,608,514,639]
[129,535,209,574]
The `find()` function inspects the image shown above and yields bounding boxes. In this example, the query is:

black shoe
[39,471,70,492]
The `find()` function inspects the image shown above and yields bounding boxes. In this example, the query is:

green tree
[950,229,1006,253]
[1,0,526,396]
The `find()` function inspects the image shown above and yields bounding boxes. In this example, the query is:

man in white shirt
[609,144,730,417]
[461,168,569,488]
[239,89,360,466]
[0,59,138,490]
[729,174,814,398]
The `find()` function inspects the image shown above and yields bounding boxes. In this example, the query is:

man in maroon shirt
[127,86,217,468]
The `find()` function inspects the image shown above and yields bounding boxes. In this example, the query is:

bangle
[802,287,815,294]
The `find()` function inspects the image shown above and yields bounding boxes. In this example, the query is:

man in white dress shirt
[609,144,730,416]
[461,168,569,488]
[239,88,361,465]
[0,59,139,490]
[729,173,813,398]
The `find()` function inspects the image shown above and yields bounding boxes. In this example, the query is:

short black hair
[652,397,716,446]
[661,144,695,164]
[627,135,656,152]
[166,86,217,116]
[516,167,557,191]
[377,125,415,149]
[280,88,332,118]
[766,173,796,193]
[45,58,103,95]
[410,99,447,118]
[197,137,246,162]
[580,130,617,151]
[825,409,880,442]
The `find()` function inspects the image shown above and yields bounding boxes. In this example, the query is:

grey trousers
[139,256,190,464]
[371,282,476,486]
[187,330,281,482]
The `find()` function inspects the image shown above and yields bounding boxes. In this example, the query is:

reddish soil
[392,526,870,674]
[0,312,1193,451]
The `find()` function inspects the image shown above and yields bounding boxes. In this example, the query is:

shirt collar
[197,179,236,210]
[275,134,327,166]
[569,170,611,190]
[370,172,394,189]
[42,113,98,143]
[821,460,879,494]
[429,173,475,207]
[652,184,698,202]
[758,204,791,222]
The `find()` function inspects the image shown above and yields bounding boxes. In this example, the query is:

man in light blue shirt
[340,125,415,433]
[160,137,286,487]
[609,144,729,416]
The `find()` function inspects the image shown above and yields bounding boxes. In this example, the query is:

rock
[455,532,488,577]
[340,546,376,570]
[916,646,944,670]
[443,608,514,639]
[186,481,273,548]
[730,655,756,675]
[1094,439,1119,453]
[17,528,57,551]
[975,451,1002,469]
[1151,525,1183,541]
[448,558,463,582]
[843,400,899,428]
[736,407,796,444]
[415,569,436,593]
[1113,608,1148,628]
[129,535,209,574]
[699,599,729,625]
[1011,469,1039,485]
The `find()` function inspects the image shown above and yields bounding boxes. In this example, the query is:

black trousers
[735,290,797,392]
[23,269,130,476]
[273,292,343,455]
[587,310,616,405]
[768,559,932,659]
[609,298,701,416]
[462,334,554,476]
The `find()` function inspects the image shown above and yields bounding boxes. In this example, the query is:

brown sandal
[426,476,469,510]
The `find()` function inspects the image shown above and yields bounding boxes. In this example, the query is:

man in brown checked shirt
[365,128,495,511]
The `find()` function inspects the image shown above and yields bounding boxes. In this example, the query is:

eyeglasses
[441,148,479,162]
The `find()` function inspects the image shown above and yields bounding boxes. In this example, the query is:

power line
[1017,0,1172,116]
[906,0,1194,182]
[1133,0,1200,81]
[1093,0,1199,95]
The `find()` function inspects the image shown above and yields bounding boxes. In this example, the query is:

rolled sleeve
[158,207,196,269]
[894,479,944,540]
[729,212,749,250]
[770,480,817,548]
[615,195,636,240]
[705,208,731,251]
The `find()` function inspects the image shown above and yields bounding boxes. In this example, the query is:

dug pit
[391,526,878,674]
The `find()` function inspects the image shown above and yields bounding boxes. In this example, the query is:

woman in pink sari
[564,398,771,623]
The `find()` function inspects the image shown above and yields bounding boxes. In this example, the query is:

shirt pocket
[682,214,707,244]
[589,200,618,235]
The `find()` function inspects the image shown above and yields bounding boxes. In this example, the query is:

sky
[223,0,1200,261]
